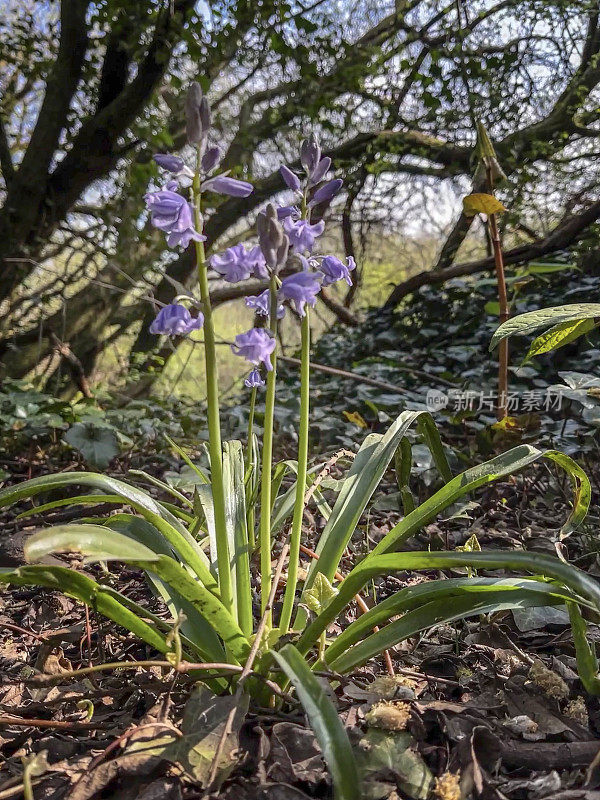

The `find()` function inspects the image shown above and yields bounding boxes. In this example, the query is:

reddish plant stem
[486,166,509,420]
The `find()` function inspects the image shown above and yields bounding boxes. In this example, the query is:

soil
[1,450,600,800]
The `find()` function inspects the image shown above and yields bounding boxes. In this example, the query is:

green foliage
[491,304,600,351]
[268,266,600,460]
[63,422,119,468]
[2,410,599,796]
[274,644,361,800]
[524,318,596,362]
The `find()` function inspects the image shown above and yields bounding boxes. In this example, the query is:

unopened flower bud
[277,205,297,219]
[280,165,301,191]
[276,237,289,267]
[309,156,331,185]
[311,178,343,205]
[185,82,204,144]
[154,154,185,173]
[257,204,288,270]
[199,96,211,133]
[202,146,221,173]
[301,134,321,175]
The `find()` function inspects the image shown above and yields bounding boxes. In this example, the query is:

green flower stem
[192,160,233,616]
[245,386,257,549]
[279,309,310,635]
[258,272,279,618]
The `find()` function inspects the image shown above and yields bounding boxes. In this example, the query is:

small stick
[0,778,45,800]
[303,448,354,507]
[14,659,288,697]
[0,622,46,642]
[280,354,458,391]
[0,715,107,731]
[83,605,93,669]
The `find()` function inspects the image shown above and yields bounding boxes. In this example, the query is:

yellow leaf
[491,416,521,431]
[462,193,506,217]
[343,410,368,428]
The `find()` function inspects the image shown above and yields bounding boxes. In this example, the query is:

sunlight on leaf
[524,318,595,361]
[462,193,506,216]
[305,572,339,615]
[343,410,368,428]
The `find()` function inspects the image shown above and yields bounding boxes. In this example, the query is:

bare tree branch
[384,200,600,308]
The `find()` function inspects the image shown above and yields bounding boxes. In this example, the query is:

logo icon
[426,389,448,412]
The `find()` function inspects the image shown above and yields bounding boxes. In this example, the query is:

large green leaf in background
[490,304,600,349]
[64,422,119,468]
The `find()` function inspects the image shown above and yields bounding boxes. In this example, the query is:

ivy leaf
[64,423,119,468]
[462,193,506,216]
[357,730,433,800]
[304,572,338,615]
[162,686,249,789]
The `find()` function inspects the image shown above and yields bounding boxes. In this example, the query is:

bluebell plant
[145,96,352,628]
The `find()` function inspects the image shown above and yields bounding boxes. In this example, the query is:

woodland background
[2,0,600,405]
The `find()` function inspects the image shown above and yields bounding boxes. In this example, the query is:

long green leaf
[324,577,581,665]
[329,590,567,673]
[106,514,226,661]
[164,434,209,483]
[271,462,332,534]
[296,551,600,656]
[223,441,252,637]
[0,472,216,590]
[394,438,415,515]
[273,644,360,800]
[129,469,194,508]
[0,565,169,654]
[25,523,160,563]
[16,494,130,519]
[300,411,449,597]
[15,492,194,525]
[0,563,228,690]
[24,526,250,665]
[490,304,600,350]
[567,602,600,696]
[97,575,226,673]
[371,445,589,554]
[145,556,249,664]
[417,414,453,483]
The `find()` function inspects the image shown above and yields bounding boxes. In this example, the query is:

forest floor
[1,445,600,800]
